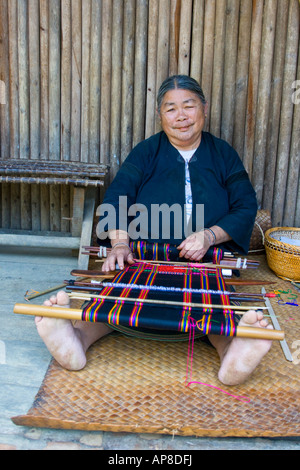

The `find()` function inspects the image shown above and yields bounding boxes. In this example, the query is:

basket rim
[265,227,300,252]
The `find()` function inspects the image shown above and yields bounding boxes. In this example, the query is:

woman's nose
[177,108,188,120]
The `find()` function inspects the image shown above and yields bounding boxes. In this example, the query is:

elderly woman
[99,75,257,270]
[35,75,273,385]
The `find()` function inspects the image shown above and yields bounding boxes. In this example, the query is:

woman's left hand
[177,230,212,261]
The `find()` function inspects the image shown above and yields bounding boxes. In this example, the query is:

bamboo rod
[13,303,285,341]
[68,291,268,311]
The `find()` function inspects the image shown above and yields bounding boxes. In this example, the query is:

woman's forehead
[161,89,201,106]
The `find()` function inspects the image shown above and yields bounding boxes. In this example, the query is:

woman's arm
[177,225,231,261]
[101,229,135,272]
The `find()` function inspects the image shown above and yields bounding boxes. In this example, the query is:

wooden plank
[243,0,263,178]
[7,0,20,158]
[190,0,205,82]
[168,0,180,76]
[70,0,82,162]
[262,0,289,212]
[221,0,240,145]
[48,0,61,160]
[81,0,91,163]
[88,0,101,163]
[17,0,30,160]
[39,0,49,160]
[145,0,158,139]
[100,0,112,164]
[28,0,40,160]
[233,0,253,160]
[201,0,216,129]
[110,0,123,178]
[121,0,135,161]
[71,186,85,238]
[61,0,72,161]
[132,0,148,147]
[77,186,97,270]
[252,0,277,207]
[28,0,41,231]
[178,0,192,75]
[0,0,10,159]
[0,233,80,249]
[155,0,170,133]
[272,0,299,225]
[210,0,226,138]
[283,42,300,227]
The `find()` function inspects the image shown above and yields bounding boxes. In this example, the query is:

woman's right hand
[101,243,135,272]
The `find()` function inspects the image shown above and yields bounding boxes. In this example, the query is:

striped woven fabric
[129,241,223,264]
[82,262,238,337]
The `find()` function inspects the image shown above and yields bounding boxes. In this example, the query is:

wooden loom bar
[13,303,285,341]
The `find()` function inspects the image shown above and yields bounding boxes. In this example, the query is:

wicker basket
[264,227,300,281]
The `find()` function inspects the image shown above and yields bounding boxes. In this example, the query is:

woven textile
[82,262,237,336]
[11,256,300,436]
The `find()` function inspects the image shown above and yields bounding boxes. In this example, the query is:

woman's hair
[157,75,206,113]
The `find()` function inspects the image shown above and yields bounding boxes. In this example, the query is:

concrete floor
[0,246,299,450]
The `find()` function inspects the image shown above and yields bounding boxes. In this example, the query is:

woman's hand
[177,230,213,261]
[101,243,135,272]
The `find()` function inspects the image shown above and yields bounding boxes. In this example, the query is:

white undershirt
[178,149,197,225]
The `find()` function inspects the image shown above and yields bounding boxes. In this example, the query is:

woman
[99,75,257,271]
[36,75,273,385]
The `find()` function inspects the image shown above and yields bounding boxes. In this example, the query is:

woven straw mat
[12,256,300,437]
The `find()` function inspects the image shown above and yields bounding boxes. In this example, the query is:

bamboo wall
[0,0,299,234]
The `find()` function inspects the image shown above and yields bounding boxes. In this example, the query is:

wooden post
[272,0,299,226]
[262,0,289,213]
[252,0,277,207]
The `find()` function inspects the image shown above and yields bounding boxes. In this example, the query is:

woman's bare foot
[209,310,273,385]
[35,291,112,371]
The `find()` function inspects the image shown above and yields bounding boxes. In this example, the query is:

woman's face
[159,88,207,150]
